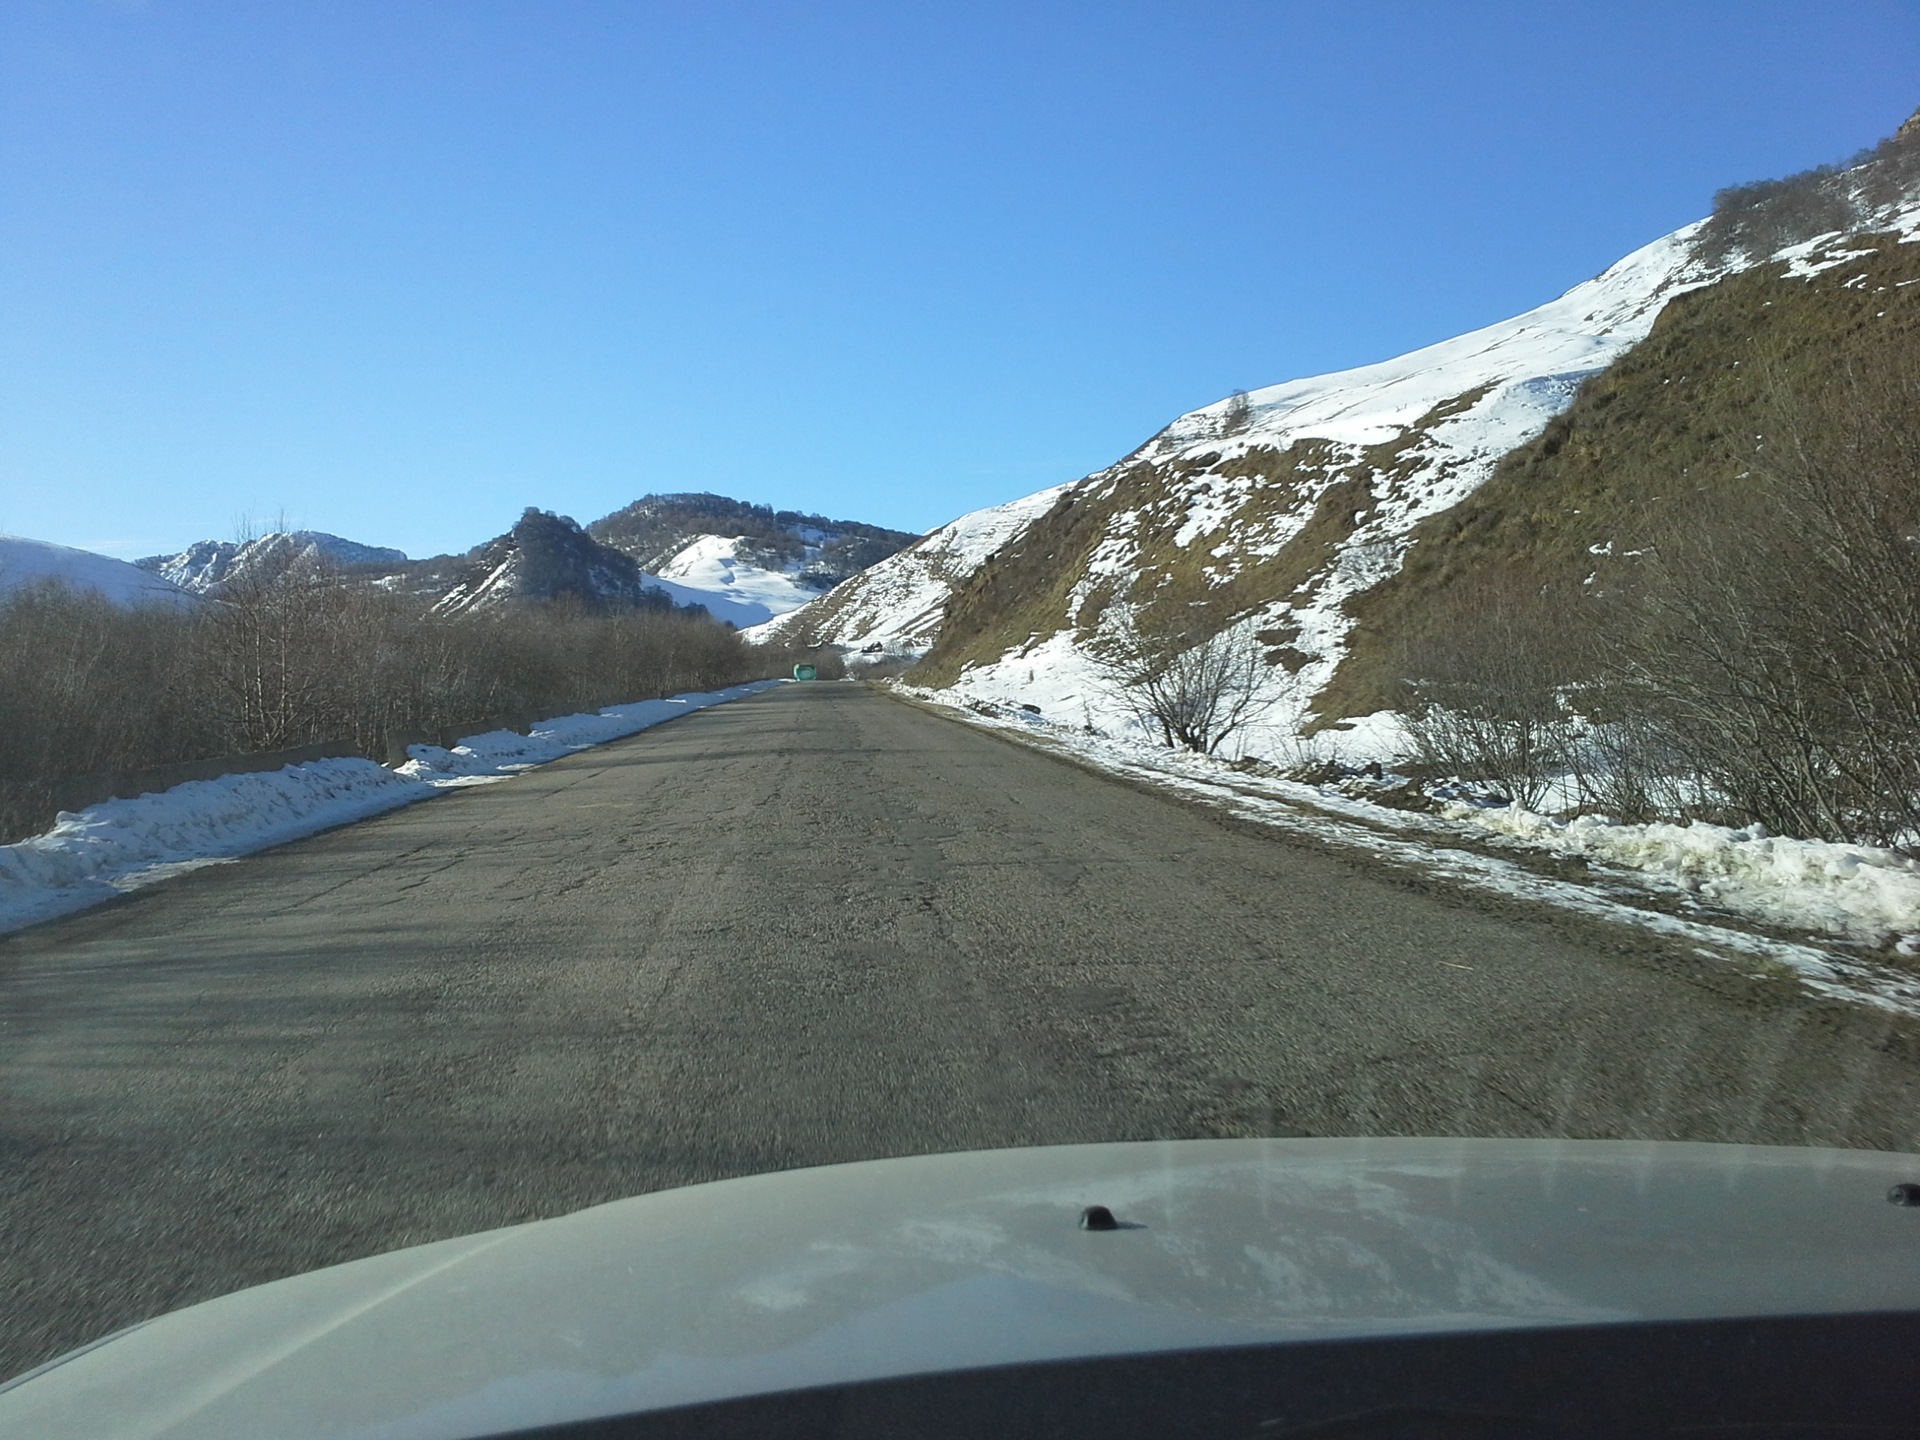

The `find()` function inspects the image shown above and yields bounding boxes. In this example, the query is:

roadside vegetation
[1383,283,1920,854]
[1088,612,1278,755]
[0,567,806,844]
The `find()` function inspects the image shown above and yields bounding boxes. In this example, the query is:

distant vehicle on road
[793,663,817,680]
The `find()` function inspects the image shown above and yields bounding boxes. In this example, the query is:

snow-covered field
[0,681,782,937]
[899,686,1920,1018]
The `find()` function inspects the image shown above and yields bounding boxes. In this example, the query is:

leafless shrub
[1604,348,1920,848]
[1394,572,1592,810]
[1694,109,1920,267]
[1090,610,1279,754]
[1561,692,1698,823]
[1695,167,1862,267]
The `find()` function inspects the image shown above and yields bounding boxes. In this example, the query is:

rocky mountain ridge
[138,531,408,595]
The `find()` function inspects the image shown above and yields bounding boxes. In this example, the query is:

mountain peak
[430,509,668,617]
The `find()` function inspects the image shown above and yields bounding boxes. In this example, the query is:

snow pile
[0,680,782,936]
[1447,806,1920,953]
[0,534,200,608]
[0,759,426,934]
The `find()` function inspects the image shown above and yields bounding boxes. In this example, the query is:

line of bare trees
[1395,346,1920,853]
[0,564,799,844]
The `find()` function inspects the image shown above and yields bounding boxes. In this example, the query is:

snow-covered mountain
[759,120,1920,755]
[138,531,408,595]
[747,484,1073,651]
[424,509,673,617]
[1,534,199,608]
[132,498,913,627]
[588,493,919,627]
[417,501,914,626]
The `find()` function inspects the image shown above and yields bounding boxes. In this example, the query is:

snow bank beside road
[0,681,782,936]
[394,686,781,782]
[0,760,425,935]
[1449,805,1920,955]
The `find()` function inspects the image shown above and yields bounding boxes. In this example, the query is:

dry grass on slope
[1321,231,1920,727]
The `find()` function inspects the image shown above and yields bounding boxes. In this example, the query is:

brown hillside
[1318,229,1920,725]
[911,398,1483,689]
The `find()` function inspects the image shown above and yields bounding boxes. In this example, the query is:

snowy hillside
[932,223,1720,735]
[769,155,1920,757]
[757,223,1716,675]
[653,534,838,628]
[748,483,1073,651]
[0,535,199,608]
[139,531,407,594]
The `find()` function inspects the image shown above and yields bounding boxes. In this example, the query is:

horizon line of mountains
[130,493,922,629]
[31,103,1920,726]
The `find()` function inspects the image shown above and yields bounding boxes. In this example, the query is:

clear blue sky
[3,1,1917,560]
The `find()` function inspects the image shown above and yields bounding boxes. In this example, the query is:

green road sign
[793,664,817,681]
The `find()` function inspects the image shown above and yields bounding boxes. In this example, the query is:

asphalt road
[5,681,1920,1376]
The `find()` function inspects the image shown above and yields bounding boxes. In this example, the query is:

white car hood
[7,1137,1920,1439]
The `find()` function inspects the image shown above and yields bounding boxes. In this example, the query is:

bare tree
[1091,609,1279,755]
[0,567,783,844]
[1394,570,1593,810]
[1220,390,1253,437]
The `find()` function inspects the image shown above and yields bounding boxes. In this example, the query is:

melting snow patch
[1448,807,1920,954]
[0,681,783,936]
